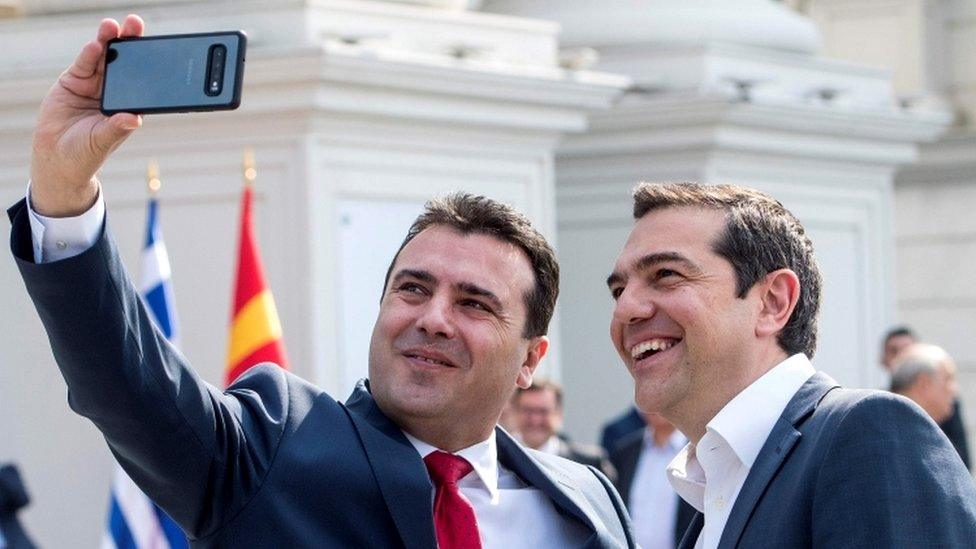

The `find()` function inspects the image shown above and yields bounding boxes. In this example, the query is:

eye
[461,299,492,313]
[655,268,680,280]
[396,282,426,295]
[610,286,624,301]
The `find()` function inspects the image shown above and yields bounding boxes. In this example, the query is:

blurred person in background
[515,380,616,481]
[890,343,959,424]
[609,413,694,549]
[599,405,645,457]
[880,326,916,371]
[0,463,37,549]
[498,391,521,438]
[881,328,970,470]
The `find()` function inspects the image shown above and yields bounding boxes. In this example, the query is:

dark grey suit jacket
[9,199,634,548]
[678,372,976,548]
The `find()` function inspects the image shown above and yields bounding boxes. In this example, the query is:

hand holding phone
[29,15,145,218]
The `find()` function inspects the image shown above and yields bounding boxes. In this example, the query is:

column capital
[483,0,821,54]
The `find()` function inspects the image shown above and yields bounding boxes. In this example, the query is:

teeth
[630,338,678,359]
[410,354,448,366]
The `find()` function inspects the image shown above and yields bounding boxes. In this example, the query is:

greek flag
[102,197,188,549]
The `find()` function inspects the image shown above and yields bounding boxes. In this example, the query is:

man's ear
[516,336,549,389]
[755,269,801,339]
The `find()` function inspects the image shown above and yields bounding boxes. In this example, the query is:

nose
[415,294,456,339]
[612,285,655,326]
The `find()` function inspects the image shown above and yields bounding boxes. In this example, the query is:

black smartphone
[100,31,246,115]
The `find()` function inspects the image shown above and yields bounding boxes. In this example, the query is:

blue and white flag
[103,197,188,549]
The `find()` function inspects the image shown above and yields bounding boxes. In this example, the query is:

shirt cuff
[26,181,105,263]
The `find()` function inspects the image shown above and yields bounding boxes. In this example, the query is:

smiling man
[607,182,976,548]
[8,15,633,548]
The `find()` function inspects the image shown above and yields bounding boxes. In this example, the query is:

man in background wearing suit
[515,380,616,480]
[880,327,971,469]
[609,413,693,549]
[890,343,960,427]
[599,406,645,456]
[606,182,976,548]
[10,15,633,548]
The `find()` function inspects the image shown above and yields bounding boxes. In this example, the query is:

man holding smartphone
[11,15,634,548]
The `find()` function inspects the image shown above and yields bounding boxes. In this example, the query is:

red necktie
[424,451,483,549]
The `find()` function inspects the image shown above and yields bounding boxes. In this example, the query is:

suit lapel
[678,512,704,549]
[717,372,839,549]
[344,380,437,549]
[495,428,598,535]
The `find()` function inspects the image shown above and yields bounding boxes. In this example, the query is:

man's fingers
[96,18,121,45]
[67,40,104,80]
[67,18,121,81]
[119,14,145,38]
[91,113,142,153]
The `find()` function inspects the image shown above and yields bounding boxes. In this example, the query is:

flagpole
[147,158,161,194]
[243,148,256,188]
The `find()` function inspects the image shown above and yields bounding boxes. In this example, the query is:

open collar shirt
[666,353,816,549]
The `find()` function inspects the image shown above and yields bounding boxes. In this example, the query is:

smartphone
[100,31,246,115]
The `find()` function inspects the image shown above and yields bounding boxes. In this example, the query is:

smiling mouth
[630,338,682,362]
[404,353,454,368]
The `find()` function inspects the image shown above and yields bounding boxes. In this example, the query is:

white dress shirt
[26,183,105,263]
[666,353,816,549]
[630,428,686,549]
[403,430,591,548]
[27,186,592,548]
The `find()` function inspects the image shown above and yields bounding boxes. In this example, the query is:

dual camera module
[206,44,226,96]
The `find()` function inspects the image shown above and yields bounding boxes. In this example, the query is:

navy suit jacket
[677,372,976,548]
[600,407,645,456]
[9,200,634,548]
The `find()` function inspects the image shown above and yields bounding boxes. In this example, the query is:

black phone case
[100,31,246,115]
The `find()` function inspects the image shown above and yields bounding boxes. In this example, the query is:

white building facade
[0,0,970,544]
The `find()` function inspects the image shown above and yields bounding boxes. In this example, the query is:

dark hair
[382,192,559,338]
[884,326,917,344]
[517,378,563,409]
[632,182,823,358]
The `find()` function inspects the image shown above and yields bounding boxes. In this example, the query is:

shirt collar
[665,353,816,511]
[402,429,500,503]
[705,353,815,468]
[666,443,707,512]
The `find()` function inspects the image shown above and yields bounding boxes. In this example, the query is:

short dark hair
[632,182,823,358]
[382,192,559,338]
[517,379,563,409]
[884,326,917,344]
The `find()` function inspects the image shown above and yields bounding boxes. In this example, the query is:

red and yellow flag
[225,155,288,386]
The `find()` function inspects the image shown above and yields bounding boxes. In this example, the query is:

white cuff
[26,181,105,263]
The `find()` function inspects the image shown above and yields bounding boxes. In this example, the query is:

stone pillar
[485,0,951,445]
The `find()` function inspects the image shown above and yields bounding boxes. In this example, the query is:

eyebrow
[457,282,504,312]
[606,251,703,288]
[390,269,504,311]
[391,268,436,287]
